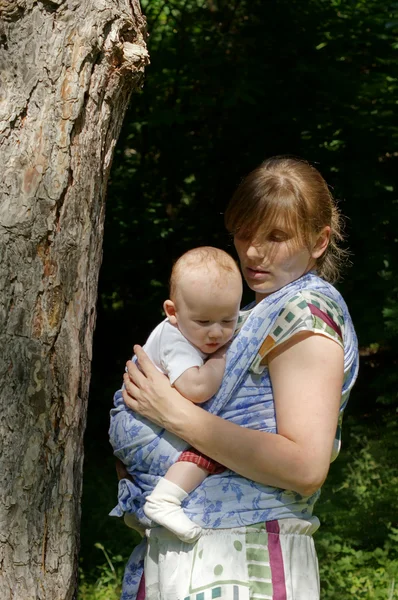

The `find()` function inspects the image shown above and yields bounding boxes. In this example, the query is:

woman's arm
[123,333,344,496]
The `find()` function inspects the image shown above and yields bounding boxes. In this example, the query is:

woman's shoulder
[252,289,345,373]
[286,288,344,331]
[274,289,344,346]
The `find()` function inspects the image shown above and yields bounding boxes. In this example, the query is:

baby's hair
[225,156,348,282]
[170,246,240,301]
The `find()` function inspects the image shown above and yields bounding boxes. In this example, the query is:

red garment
[176,448,225,474]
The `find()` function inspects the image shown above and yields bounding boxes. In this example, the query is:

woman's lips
[245,266,271,280]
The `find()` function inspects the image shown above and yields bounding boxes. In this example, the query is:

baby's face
[173,273,242,354]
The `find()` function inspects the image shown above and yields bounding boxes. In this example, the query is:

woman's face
[234,227,319,303]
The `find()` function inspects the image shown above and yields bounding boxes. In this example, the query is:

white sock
[144,478,202,543]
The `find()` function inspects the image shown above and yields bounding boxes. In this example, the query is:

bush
[317,415,398,599]
[78,544,125,600]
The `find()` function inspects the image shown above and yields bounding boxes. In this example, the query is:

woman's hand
[122,345,193,429]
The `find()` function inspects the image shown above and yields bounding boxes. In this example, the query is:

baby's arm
[173,346,227,404]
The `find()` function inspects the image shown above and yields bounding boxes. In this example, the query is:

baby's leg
[164,461,209,492]
[144,462,208,543]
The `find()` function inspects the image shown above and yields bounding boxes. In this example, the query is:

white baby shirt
[143,319,207,385]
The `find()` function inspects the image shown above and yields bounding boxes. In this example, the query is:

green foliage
[81,0,398,597]
[78,544,125,600]
[99,0,398,353]
[319,532,398,599]
[79,451,141,575]
[317,411,398,598]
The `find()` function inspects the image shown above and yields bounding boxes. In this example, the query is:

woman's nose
[246,243,264,260]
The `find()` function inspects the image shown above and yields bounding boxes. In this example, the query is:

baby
[142,246,242,542]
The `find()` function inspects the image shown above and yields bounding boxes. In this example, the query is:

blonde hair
[170,246,240,301]
[225,156,348,282]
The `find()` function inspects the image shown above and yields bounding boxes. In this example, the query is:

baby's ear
[163,299,177,324]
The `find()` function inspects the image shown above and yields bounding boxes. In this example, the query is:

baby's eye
[222,319,235,324]
[196,320,210,325]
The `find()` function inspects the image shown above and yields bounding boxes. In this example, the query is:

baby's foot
[144,478,202,543]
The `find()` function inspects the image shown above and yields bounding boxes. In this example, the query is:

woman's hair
[224,156,348,282]
[169,246,240,301]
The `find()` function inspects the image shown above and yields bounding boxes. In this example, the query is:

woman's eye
[268,231,289,242]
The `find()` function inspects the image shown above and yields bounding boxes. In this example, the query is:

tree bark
[0,2,148,598]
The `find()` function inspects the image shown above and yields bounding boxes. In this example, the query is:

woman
[117,156,359,600]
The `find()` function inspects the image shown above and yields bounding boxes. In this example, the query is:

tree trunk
[0,2,148,598]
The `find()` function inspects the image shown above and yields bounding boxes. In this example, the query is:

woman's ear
[163,299,178,324]
[311,226,331,259]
